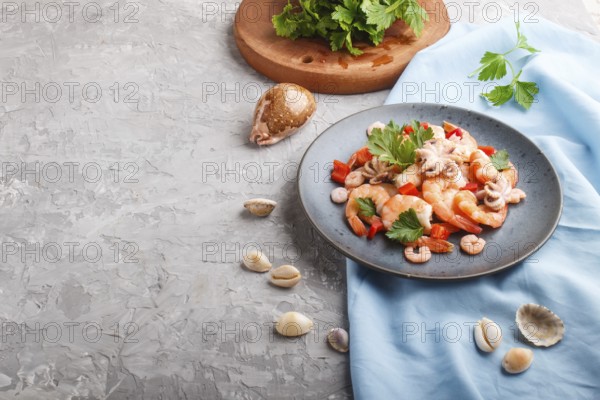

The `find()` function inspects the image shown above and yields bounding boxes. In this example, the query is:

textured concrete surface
[0,1,596,399]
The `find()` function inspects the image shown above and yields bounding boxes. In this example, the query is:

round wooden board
[234,0,450,94]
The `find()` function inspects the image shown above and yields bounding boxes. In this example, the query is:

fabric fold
[347,18,600,399]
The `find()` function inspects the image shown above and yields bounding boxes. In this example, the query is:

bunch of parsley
[272,0,428,56]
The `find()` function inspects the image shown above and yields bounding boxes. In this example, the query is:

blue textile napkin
[347,18,600,399]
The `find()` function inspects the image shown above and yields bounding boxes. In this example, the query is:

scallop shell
[243,198,277,217]
[516,303,564,347]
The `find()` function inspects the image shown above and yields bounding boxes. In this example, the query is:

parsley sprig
[367,120,434,170]
[272,0,428,56]
[469,22,540,110]
[490,149,510,171]
[385,208,423,243]
[356,197,376,218]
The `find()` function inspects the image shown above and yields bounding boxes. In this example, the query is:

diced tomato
[445,128,463,139]
[403,125,414,135]
[348,146,373,168]
[460,182,479,192]
[477,146,496,156]
[398,182,420,196]
[430,224,451,240]
[367,217,384,240]
[331,160,351,184]
[421,122,429,129]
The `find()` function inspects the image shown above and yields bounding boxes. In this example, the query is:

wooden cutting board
[234,0,450,94]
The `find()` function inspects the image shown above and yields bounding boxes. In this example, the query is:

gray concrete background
[0,1,597,399]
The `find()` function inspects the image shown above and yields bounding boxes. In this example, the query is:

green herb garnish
[356,197,376,218]
[385,208,423,243]
[490,149,510,171]
[272,0,428,56]
[469,22,540,110]
[368,120,434,170]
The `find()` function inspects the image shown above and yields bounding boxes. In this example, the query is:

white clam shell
[275,312,313,337]
[270,265,301,288]
[242,249,272,272]
[502,347,534,374]
[516,303,564,347]
[474,317,502,352]
[243,198,277,217]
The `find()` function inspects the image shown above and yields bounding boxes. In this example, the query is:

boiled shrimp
[346,184,394,236]
[422,176,482,234]
[405,235,454,253]
[380,194,433,234]
[470,150,499,184]
[394,163,422,189]
[345,169,366,190]
[404,246,431,263]
[454,190,507,228]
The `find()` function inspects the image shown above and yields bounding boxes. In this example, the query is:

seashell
[275,312,313,337]
[327,328,349,353]
[516,303,565,347]
[502,347,534,374]
[474,317,502,352]
[242,249,272,272]
[270,265,301,288]
[243,198,277,217]
[249,83,316,146]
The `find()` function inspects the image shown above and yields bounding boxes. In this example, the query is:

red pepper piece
[367,217,384,240]
[477,146,496,156]
[460,182,479,192]
[348,146,373,168]
[430,224,451,240]
[331,160,351,184]
[398,182,420,196]
[446,128,463,139]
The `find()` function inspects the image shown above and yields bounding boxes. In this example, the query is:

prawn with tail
[346,184,396,236]
[422,176,482,234]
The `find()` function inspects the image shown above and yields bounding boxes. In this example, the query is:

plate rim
[297,103,563,280]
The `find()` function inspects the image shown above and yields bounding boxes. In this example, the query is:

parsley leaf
[515,21,540,54]
[469,22,540,110]
[490,149,510,171]
[356,197,376,217]
[482,84,514,107]
[470,52,508,81]
[385,208,424,243]
[367,120,433,170]
[514,80,539,110]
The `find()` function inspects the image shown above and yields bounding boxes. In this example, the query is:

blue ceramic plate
[297,103,562,280]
